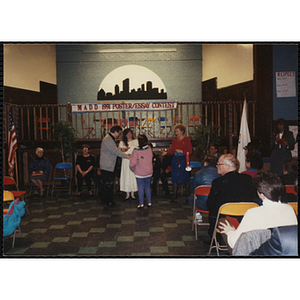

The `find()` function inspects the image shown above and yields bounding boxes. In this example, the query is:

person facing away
[241,151,263,177]
[76,144,95,196]
[129,134,153,209]
[206,154,259,237]
[29,147,52,196]
[188,155,221,211]
[218,170,298,250]
[270,118,295,176]
[100,125,129,207]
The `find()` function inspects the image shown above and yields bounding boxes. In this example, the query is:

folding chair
[188,116,201,128]
[192,185,211,240]
[3,191,23,248]
[4,176,29,214]
[38,117,51,139]
[51,163,73,196]
[4,176,26,200]
[29,168,52,197]
[288,202,298,215]
[158,117,172,136]
[82,118,95,138]
[38,117,51,131]
[208,202,259,256]
[285,185,297,196]
[141,117,156,137]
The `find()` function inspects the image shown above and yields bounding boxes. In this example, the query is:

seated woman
[29,147,52,196]
[218,170,298,250]
[241,151,263,177]
[76,144,95,196]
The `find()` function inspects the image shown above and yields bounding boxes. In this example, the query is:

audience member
[119,128,138,200]
[188,155,221,223]
[280,161,298,185]
[218,170,298,250]
[76,144,95,196]
[29,147,52,197]
[130,135,153,209]
[209,144,220,160]
[162,124,193,201]
[270,118,295,176]
[241,151,263,177]
[206,154,259,237]
[100,125,129,207]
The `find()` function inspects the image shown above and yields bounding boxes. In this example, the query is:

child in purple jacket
[129,134,153,209]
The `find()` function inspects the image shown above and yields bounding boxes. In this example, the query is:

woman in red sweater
[162,124,192,201]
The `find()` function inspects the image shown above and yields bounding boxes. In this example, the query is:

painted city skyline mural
[97,65,167,100]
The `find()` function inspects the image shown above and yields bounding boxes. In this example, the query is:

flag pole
[14,152,19,186]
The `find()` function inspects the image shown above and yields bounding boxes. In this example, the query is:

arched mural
[97,65,167,100]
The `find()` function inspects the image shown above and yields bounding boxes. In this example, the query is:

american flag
[8,106,18,176]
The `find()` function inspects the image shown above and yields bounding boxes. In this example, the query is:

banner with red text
[71,100,177,113]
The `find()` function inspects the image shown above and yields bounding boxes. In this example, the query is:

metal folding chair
[288,202,298,215]
[51,163,73,196]
[29,168,52,197]
[285,185,297,196]
[4,176,29,214]
[208,202,259,256]
[3,191,22,248]
[192,185,211,240]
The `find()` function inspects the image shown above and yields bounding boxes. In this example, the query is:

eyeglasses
[216,162,225,166]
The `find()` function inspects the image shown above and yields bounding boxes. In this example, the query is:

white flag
[237,99,251,172]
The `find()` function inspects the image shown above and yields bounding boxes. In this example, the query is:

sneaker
[147,203,152,207]
[137,204,144,209]
[196,212,203,223]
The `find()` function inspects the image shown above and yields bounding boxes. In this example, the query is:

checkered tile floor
[3,191,224,257]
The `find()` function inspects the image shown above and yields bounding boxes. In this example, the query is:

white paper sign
[276,71,296,98]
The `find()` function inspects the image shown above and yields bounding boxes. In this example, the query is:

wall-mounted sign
[72,100,177,113]
[276,71,296,98]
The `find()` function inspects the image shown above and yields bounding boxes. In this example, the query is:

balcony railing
[4,100,256,142]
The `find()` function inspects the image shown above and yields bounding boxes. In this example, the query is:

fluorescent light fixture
[83,48,177,54]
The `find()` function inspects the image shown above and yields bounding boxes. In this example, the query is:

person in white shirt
[218,170,298,249]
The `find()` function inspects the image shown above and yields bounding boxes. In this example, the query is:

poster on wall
[97,65,167,100]
[276,71,296,98]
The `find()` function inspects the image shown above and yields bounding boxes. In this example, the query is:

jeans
[188,193,208,211]
[136,177,152,205]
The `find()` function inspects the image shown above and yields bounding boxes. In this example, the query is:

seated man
[188,155,221,223]
[206,154,259,237]
[219,170,298,250]
[209,144,220,160]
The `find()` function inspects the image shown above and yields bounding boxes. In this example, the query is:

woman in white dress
[119,128,138,200]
